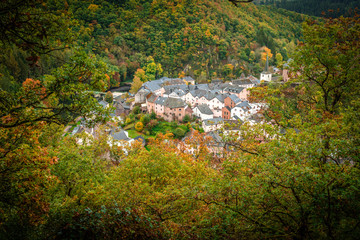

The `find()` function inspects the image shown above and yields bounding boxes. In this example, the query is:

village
[67,58,283,158]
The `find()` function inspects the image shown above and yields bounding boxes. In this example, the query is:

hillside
[65,0,305,83]
[0,0,306,91]
[255,0,360,18]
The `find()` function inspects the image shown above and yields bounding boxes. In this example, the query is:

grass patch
[124,123,134,130]
[127,129,141,138]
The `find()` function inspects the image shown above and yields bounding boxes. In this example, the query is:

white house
[193,104,214,120]
[231,101,252,121]
[202,118,224,132]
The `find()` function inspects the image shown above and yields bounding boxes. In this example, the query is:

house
[231,78,255,88]
[99,100,109,109]
[113,100,131,116]
[154,96,167,117]
[224,94,242,108]
[146,93,157,114]
[135,88,150,103]
[223,86,248,100]
[206,131,226,158]
[231,101,252,121]
[163,97,187,122]
[143,80,163,95]
[208,94,227,118]
[202,117,224,132]
[222,106,232,120]
[193,104,214,120]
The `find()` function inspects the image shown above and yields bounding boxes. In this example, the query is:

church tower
[260,55,272,82]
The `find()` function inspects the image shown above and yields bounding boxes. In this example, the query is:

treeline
[256,0,360,18]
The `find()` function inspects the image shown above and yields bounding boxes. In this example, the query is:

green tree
[140,114,150,125]
[275,52,283,68]
[172,127,186,139]
[105,91,113,103]
[183,114,191,123]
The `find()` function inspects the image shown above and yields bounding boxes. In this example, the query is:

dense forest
[255,0,360,18]
[1,0,360,239]
[0,0,305,92]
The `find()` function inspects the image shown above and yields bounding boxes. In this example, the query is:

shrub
[183,114,191,123]
[125,117,132,125]
[173,127,186,139]
[104,91,113,103]
[135,122,144,132]
[171,121,178,128]
[147,119,158,129]
[133,106,140,114]
[140,114,150,125]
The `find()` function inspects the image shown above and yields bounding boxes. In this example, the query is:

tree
[261,46,273,64]
[129,76,143,94]
[140,114,150,125]
[135,121,144,132]
[144,56,163,80]
[225,14,360,238]
[183,114,191,123]
[105,91,113,103]
[172,127,186,139]
[0,1,110,235]
[275,52,283,68]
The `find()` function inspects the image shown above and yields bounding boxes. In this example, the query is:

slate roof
[229,94,242,104]
[189,89,207,98]
[206,131,225,148]
[203,92,216,100]
[146,93,157,103]
[225,86,245,94]
[163,78,184,86]
[262,55,271,74]
[235,101,251,112]
[231,79,253,86]
[196,104,213,115]
[165,97,186,108]
[216,94,228,103]
[211,79,223,84]
[224,106,231,112]
[144,81,162,92]
[197,84,210,91]
[182,76,194,81]
[111,130,130,141]
[172,89,186,97]
[99,100,109,108]
[155,96,167,106]
[134,135,146,145]
[164,84,188,92]
[203,117,224,126]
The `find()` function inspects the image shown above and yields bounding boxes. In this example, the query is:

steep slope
[65,0,305,82]
[255,0,360,18]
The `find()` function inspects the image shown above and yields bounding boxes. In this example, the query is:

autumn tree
[209,14,360,239]
[135,121,144,132]
[129,75,143,94]
[105,91,113,103]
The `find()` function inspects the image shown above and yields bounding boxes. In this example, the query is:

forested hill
[57,0,304,83]
[255,0,360,18]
